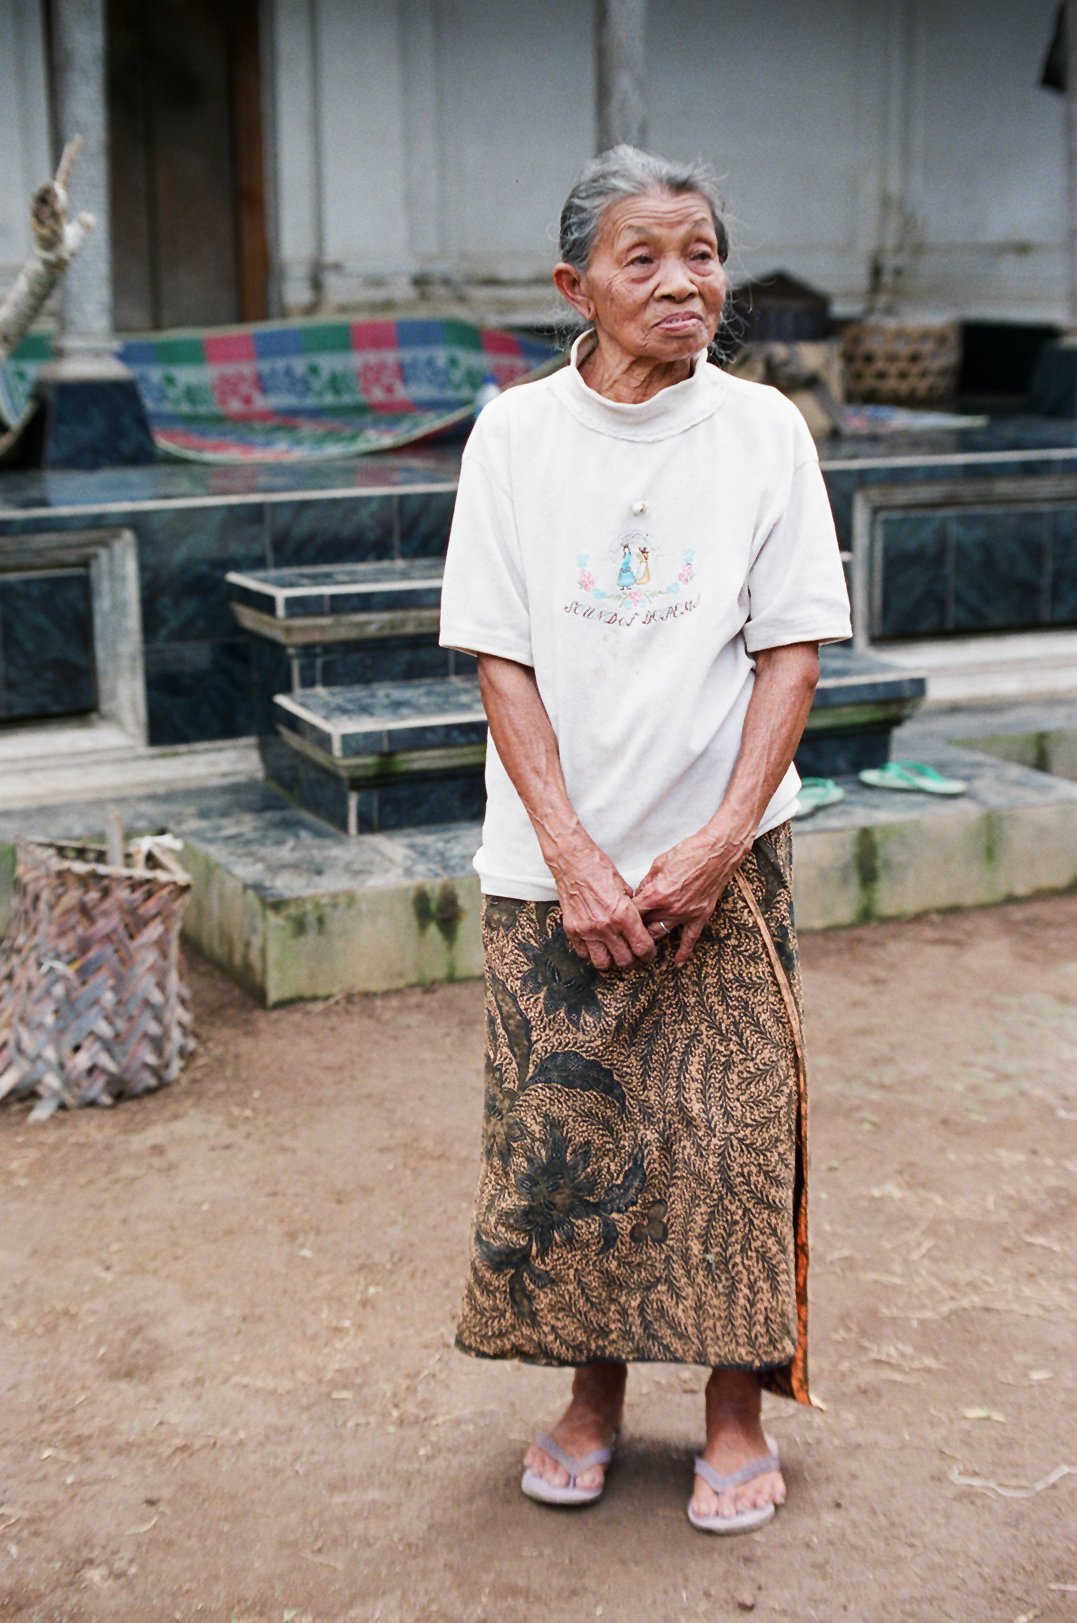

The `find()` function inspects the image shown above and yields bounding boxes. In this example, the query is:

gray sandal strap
[694,1451,781,1494]
[535,1431,613,1484]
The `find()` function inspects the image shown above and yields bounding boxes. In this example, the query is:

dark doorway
[102,0,269,330]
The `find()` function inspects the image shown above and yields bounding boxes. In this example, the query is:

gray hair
[558,144,729,273]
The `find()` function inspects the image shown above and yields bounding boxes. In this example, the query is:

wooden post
[595,0,648,152]
[103,808,125,871]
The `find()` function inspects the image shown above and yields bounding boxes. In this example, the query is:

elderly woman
[439,145,851,1534]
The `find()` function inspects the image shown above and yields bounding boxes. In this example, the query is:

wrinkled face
[571,190,728,365]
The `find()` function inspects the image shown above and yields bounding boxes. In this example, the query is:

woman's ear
[553,261,593,322]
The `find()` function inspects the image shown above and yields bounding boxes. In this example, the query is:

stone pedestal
[1028,339,1077,418]
[21,373,156,470]
[33,0,155,469]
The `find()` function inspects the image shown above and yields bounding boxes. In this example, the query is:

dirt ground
[1,896,1076,1623]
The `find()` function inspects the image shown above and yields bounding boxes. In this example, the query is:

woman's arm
[477,654,656,971]
[632,641,820,963]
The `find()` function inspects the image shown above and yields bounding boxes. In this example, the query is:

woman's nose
[655,257,696,298]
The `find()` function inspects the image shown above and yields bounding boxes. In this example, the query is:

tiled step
[266,650,926,834]
[800,646,926,776]
[268,676,486,835]
[229,554,928,825]
[227,559,443,641]
[274,676,484,759]
[274,654,918,765]
[226,560,470,743]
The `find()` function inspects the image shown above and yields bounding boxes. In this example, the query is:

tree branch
[0,135,96,365]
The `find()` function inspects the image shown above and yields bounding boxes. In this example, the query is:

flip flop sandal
[687,1434,782,1536]
[858,760,967,796]
[520,1431,614,1507]
[793,777,845,818]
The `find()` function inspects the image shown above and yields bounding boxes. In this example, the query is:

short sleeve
[742,457,852,654]
[439,436,533,666]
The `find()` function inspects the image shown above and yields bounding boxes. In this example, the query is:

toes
[744,1473,783,1512]
[525,1448,569,1487]
[694,1463,786,1522]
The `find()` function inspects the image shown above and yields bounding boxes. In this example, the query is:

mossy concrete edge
[174,844,484,1007]
[950,728,1077,783]
[259,876,483,1005]
[172,793,1077,1004]
[4,791,1076,1005]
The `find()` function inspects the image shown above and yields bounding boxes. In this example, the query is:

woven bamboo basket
[0,837,194,1120]
[841,319,962,405]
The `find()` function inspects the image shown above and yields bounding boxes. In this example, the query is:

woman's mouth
[656,313,702,332]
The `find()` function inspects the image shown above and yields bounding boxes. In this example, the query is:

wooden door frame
[46,0,271,325]
[227,0,270,323]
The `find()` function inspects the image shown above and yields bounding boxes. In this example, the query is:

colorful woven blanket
[0,318,559,463]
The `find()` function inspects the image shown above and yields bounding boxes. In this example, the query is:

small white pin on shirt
[631,499,647,515]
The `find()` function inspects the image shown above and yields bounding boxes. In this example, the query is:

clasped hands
[553,828,752,971]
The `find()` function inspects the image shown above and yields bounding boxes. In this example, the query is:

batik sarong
[456,822,812,1405]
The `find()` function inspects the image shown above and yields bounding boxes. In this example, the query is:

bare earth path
[1,896,1075,1623]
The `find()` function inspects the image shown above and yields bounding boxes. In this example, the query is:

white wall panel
[4,0,1072,323]
[0,0,51,284]
[430,0,594,277]
[315,0,412,302]
[912,0,1063,243]
[263,0,1076,321]
[899,0,1066,318]
[650,0,885,289]
[270,0,321,309]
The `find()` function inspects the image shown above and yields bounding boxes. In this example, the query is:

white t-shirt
[439,335,852,902]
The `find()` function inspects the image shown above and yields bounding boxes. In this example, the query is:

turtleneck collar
[550,329,726,441]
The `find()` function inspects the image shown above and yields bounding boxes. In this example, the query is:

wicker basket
[0,837,194,1120]
[842,319,962,405]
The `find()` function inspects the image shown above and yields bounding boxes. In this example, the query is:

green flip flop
[793,777,845,818]
[858,761,968,796]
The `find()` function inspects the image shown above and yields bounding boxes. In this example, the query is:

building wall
[0,0,1069,327]
[268,0,1069,324]
[0,2,51,296]
[268,0,595,316]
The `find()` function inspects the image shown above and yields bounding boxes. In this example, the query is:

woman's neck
[578,335,695,404]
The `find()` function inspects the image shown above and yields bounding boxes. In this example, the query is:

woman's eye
[692,250,714,263]
[629,253,652,266]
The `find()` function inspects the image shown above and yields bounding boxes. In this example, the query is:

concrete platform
[1,700,1075,1005]
[907,695,1077,779]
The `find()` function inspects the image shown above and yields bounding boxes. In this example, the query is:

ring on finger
[655,919,671,937]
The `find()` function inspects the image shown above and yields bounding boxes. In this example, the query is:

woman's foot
[690,1369,786,1524]
[523,1360,626,1493]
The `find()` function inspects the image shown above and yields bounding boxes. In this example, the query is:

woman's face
[558,190,728,369]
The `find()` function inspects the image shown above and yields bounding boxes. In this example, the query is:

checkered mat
[0,319,560,463]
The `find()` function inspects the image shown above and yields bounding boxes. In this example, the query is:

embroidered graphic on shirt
[568,530,699,628]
